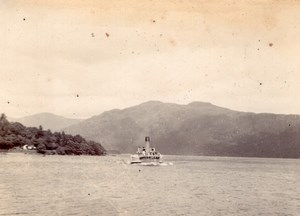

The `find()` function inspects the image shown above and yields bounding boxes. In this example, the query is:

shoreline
[0,148,107,156]
[1,148,38,155]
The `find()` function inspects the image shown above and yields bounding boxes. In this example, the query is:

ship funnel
[145,136,150,153]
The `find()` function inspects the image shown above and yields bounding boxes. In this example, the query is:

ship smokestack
[145,136,150,153]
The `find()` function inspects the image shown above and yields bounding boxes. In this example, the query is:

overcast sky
[1,0,300,118]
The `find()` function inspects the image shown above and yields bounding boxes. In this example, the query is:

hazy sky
[1,0,300,118]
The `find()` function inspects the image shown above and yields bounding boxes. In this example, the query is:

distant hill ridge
[9,113,83,131]
[64,101,300,158]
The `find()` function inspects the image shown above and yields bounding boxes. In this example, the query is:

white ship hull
[130,154,162,165]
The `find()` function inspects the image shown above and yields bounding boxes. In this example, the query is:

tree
[0,114,106,155]
[0,113,9,136]
[0,113,7,121]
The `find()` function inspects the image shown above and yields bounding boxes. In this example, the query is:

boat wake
[128,162,174,166]
[159,162,174,166]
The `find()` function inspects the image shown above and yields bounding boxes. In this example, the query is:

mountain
[64,101,300,158]
[10,113,83,131]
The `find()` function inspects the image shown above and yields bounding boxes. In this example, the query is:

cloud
[1,0,300,117]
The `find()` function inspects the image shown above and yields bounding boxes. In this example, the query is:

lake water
[0,153,300,216]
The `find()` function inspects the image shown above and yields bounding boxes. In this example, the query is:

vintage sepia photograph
[1,0,300,215]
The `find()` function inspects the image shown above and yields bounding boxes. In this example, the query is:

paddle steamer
[130,136,162,165]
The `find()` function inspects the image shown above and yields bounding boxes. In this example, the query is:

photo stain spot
[91,33,95,37]
[257,48,260,51]
[88,193,90,195]
[23,18,26,21]
[269,43,273,47]
[152,19,156,23]
[7,101,10,104]
[76,94,79,97]
[105,32,110,37]
[169,39,176,46]
[260,83,262,85]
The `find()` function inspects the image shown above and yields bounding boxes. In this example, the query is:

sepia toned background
[1,0,300,118]
[2,2,300,216]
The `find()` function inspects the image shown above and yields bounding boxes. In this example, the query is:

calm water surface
[0,153,300,216]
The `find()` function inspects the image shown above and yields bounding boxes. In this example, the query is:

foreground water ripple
[0,153,300,215]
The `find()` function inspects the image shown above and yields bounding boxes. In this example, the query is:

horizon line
[5,100,300,120]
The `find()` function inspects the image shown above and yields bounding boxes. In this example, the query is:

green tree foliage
[0,113,106,155]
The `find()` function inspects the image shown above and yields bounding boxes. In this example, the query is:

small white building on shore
[22,145,36,150]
